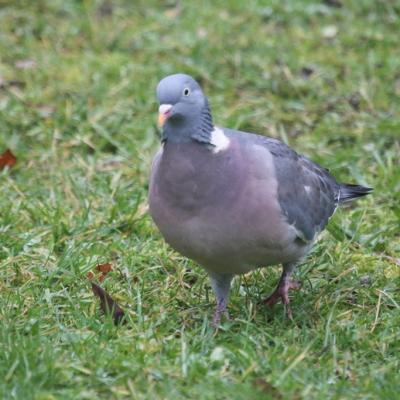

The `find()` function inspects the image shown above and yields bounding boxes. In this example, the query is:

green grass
[1,0,399,399]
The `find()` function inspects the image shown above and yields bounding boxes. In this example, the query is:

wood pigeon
[149,73,372,324]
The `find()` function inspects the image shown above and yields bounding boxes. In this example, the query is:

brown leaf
[86,271,95,280]
[253,378,283,399]
[91,282,125,325]
[96,263,112,274]
[0,149,17,170]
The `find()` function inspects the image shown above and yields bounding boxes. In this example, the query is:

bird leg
[212,298,230,327]
[208,272,233,327]
[262,265,300,318]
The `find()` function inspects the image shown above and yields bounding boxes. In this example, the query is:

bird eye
[183,87,190,96]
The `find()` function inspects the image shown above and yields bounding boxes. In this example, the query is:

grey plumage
[149,73,372,324]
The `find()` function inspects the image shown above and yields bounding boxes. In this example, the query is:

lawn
[0,0,399,399]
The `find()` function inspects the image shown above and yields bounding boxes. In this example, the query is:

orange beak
[158,104,173,127]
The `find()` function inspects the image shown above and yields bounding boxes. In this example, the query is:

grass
[0,0,399,398]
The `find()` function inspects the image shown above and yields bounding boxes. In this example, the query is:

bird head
[156,74,214,144]
[156,74,206,126]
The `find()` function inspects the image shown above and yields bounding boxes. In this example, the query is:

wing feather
[262,137,339,242]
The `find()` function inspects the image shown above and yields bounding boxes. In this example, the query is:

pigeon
[149,73,372,324]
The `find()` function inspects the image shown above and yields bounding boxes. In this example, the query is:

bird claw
[262,280,301,318]
[212,311,222,328]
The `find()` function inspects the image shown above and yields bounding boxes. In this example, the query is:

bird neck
[162,100,214,145]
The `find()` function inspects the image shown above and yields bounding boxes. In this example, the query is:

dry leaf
[0,149,17,169]
[96,263,112,274]
[91,282,125,325]
[253,378,283,399]
[87,271,95,280]
[87,262,113,284]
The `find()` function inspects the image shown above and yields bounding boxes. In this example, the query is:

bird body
[149,73,372,323]
[150,129,311,275]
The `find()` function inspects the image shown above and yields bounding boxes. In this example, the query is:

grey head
[156,74,214,144]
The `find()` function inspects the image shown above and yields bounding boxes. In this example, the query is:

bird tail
[338,183,373,203]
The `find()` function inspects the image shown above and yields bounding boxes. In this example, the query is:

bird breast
[149,139,304,273]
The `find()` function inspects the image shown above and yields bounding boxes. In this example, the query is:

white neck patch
[210,127,230,153]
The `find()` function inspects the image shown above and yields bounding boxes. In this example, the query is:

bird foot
[212,299,230,327]
[262,280,301,319]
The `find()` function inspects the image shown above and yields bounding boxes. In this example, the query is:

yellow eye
[183,87,190,96]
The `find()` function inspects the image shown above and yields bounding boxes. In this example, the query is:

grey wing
[264,138,340,242]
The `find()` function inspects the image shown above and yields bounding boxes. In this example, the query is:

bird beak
[158,104,173,127]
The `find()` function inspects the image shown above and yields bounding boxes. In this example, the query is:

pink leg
[212,298,230,327]
[209,272,232,327]
[262,269,300,318]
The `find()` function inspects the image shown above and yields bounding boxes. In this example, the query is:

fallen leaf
[96,263,112,274]
[0,149,17,170]
[253,378,283,399]
[15,59,37,70]
[87,262,113,284]
[91,282,125,325]
[87,271,95,280]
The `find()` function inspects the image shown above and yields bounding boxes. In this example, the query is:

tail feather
[339,183,373,203]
